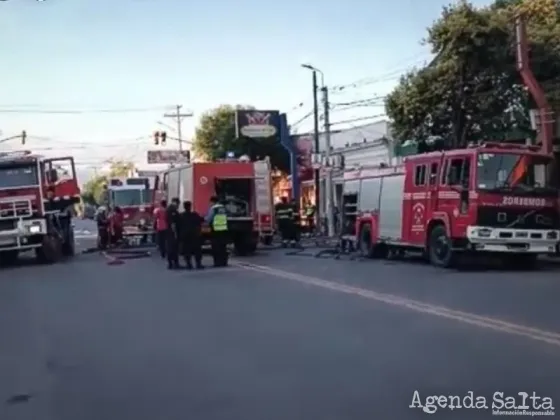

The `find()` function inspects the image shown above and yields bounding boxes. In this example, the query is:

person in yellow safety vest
[305,204,316,234]
[205,196,229,267]
[275,197,293,247]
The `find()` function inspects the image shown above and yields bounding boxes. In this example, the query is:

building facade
[297,120,399,215]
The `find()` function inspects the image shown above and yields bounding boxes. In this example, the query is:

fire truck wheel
[36,235,63,264]
[428,225,455,268]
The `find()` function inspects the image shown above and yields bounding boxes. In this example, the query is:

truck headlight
[28,225,41,234]
[476,228,492,238]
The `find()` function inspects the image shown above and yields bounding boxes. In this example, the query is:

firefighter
[275,197,293,247]
[205,196,229,267]
[290,199,301,245]
[180,201,204,270]
[165,198,181,269]
[95,206,110,249]
[153,200,168,258]
[110,206,124,245]
[305,204,316,234]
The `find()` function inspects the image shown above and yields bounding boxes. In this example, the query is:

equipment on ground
[153,158,274,255]
[341,143,559,268]
[0,150,80,265]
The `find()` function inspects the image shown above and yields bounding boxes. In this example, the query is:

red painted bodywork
[348,145,556,250]
[153,161,274,234]
[107,177,154,234]
[0,153,80,217]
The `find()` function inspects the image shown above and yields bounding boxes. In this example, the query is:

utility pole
[321,86,334,237]
[311,71,321,228]
[163,105,192,152]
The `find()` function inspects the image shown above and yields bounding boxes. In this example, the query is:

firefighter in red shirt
[110,207,124,245]
[153,200,168,258]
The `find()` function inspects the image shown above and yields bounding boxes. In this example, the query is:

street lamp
[300,63,324,232]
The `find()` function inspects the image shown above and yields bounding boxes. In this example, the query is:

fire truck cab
[107,176,154,240]
[154,158,274,255]
[0,151,80,265]
[342,143,559,267]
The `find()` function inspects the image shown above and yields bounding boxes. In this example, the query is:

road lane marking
[233,261,560,347]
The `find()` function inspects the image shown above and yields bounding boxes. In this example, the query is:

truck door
[427,159,441,219]
[408,162,428,245]
[439,155,472,237]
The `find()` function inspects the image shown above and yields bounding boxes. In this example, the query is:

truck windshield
[111,189,145,207]
[0,164,39,188]
[476,153,550,190]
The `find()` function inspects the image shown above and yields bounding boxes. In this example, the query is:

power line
[330,114,387,127]
[0,106,171,114]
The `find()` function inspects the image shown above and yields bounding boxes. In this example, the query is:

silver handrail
[0,198,32,219]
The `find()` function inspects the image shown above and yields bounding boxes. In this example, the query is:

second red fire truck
[107,176,155,241]
[341,143,559,267]
[153,157,274,255]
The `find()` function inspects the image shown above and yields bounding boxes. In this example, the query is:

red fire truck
[0,151,80,265]
[341,143,559,268]
[107,176,154,241]
[154,158,274,255]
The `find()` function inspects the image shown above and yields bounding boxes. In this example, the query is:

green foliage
[385,0,560,148]
[80,160,135,205]
[192,105,290,172]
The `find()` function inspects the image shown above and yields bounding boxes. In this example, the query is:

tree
[192,105,290,172]
[385,0,560,148]
[81,160,135,205]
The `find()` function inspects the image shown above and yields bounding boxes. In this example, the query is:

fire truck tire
[428,224,455,268]
[36,235,63,264]
[0,250,18,266]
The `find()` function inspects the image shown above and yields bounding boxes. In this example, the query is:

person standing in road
[180,201,204,270]
[290,198,301,245]
[153,200,168,258]
[275,197,293,247]
[205,196,229,267]
[165,198,181,269]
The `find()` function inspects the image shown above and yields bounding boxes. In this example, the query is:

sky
[0,0,492,182]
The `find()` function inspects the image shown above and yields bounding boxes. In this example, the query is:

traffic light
[21,130,26,145]
[161,131,167,145]
[153,131,159,145]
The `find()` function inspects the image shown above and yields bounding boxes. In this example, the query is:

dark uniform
[207,199,229,267]
[165,202,181,269]
[180,201,204,269]
[290,199,301,244]
[275,198,293,246]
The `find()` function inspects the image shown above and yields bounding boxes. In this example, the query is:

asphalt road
[1,234,559,419]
